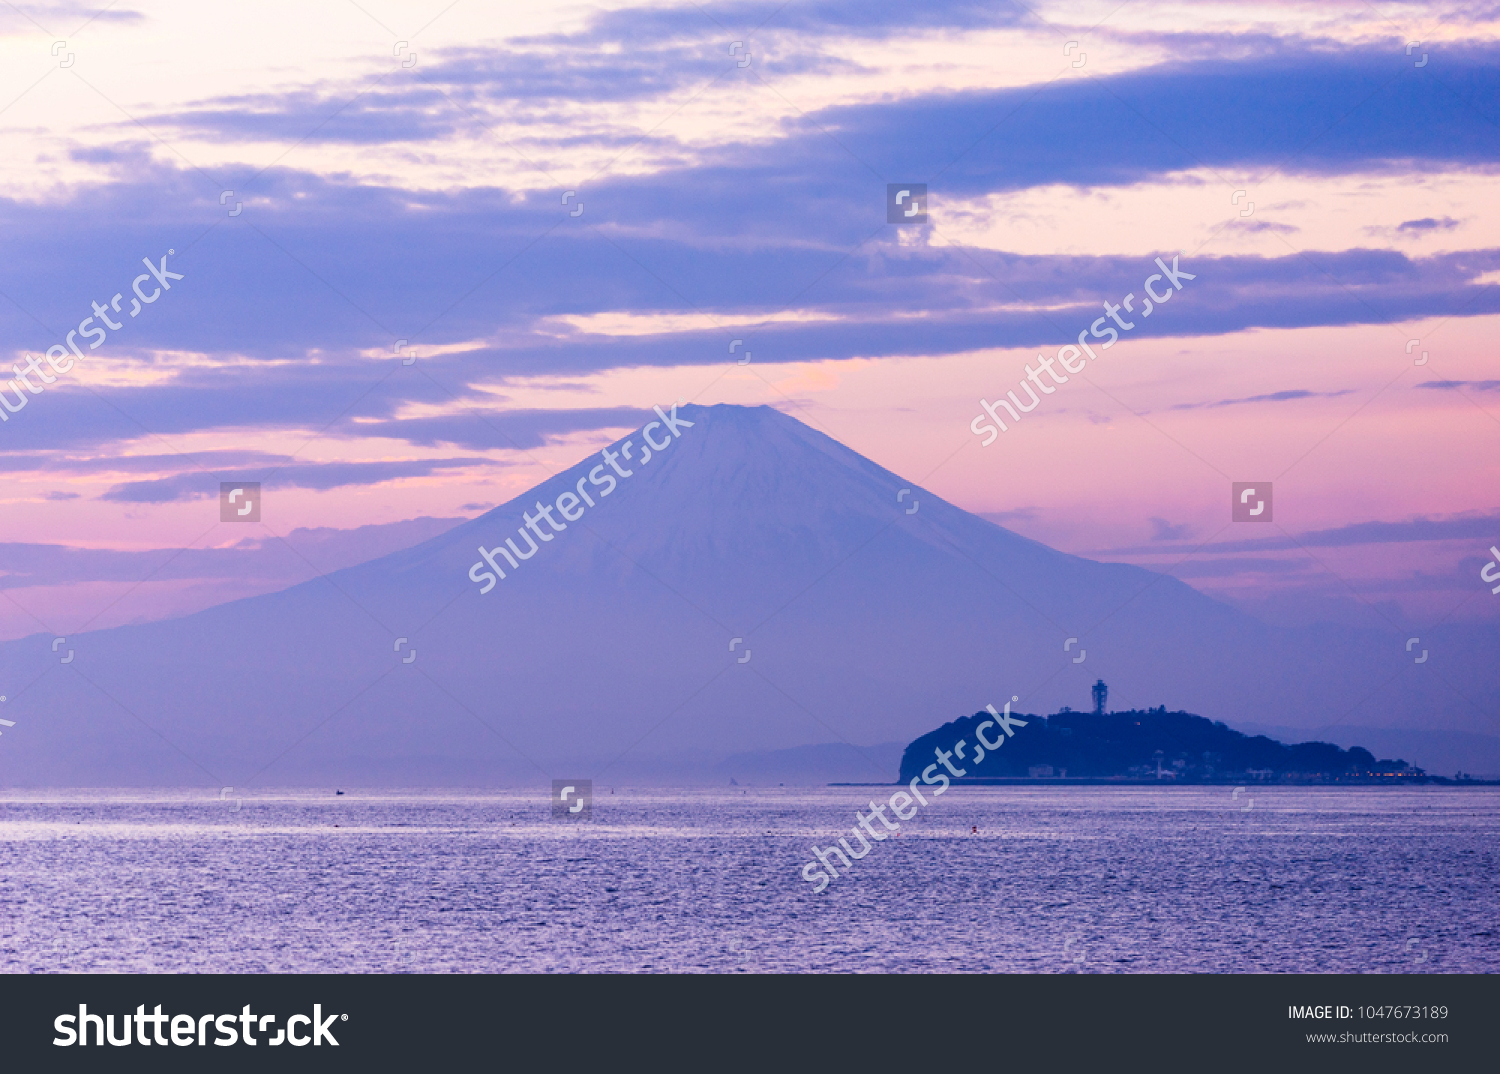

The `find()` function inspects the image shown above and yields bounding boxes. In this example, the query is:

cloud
[2,34,1499,457]
[636,0,1025,36]
[1416,379,1500,392]
[2,223,1495,452]
[0,515,462,589]
[1170,388,1356,410]
[346,407,652,451]
[142,0,1035,147]
[133,30,1500,190]
[795,44,1500,196]
[1227,219,1300,234]
[1106,513,1500,556]
[12,161,1500,366]
[1148,516,1194,541]
[1166,556,1311,578]
[1398,216,1461,231]
[4,32,1500,396]
[2,449,299,475]
[1,3,145,34]
[0,383,649,455]
[67,143,157,166]
[140,18,870,146]
[1368,215,1467,240]
[100,458,493,503]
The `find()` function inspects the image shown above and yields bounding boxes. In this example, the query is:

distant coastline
[833,777,1500,787]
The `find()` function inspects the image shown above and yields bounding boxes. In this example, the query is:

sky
[0,0,1497,640]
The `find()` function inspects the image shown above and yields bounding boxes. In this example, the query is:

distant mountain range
[0,403,1494,786]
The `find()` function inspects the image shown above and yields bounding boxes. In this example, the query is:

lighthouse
[1092,679,1108,716]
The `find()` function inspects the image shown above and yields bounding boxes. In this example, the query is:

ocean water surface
[0,787,1494,973]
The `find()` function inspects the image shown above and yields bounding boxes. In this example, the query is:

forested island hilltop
[896,682,1471,785]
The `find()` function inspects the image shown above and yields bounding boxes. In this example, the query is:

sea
[0,786,1494,973]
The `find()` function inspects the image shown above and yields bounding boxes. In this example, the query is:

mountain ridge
[0,403,1493,786]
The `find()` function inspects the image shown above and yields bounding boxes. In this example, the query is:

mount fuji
[1,404,1493,786]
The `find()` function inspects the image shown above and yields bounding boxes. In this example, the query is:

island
[896,680,1445,785]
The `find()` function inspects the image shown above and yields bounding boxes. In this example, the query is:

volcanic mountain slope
[0,403,1491,786]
